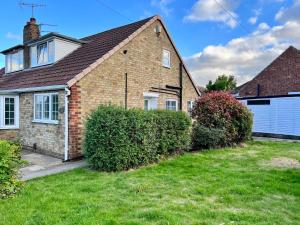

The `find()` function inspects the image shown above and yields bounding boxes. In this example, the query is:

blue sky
[1,0,300,85]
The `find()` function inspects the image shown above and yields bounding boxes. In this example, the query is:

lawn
[1,141,300,225]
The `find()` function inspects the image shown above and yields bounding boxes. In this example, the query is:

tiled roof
[0,16,153,91]
[239,46,300,97]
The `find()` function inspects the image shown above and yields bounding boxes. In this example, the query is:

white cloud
[184,0,239,28]
[184,21,300,86]
[248,8,261,25]
[275,0,300,22]
[151,0,173,16]
[248,16,258,25]
[6,32,22,41]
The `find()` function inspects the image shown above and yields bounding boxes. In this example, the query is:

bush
[84,105,191,172]
[191,124,226,149]
[0,140,22,198]
[192,92,252,146]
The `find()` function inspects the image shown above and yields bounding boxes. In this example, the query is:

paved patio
[20,150,87,181]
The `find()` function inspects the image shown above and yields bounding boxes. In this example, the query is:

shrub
[192,92,252,146]
[84,105,191,171]
[0,140,23,198]
[191,124,226,149]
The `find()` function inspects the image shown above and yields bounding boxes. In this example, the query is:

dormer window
[5,50,24,73]
[31,40,54,67]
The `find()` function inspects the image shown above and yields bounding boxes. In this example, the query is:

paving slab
[20,151,87,181]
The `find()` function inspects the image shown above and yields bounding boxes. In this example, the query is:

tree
[206,75,237,92]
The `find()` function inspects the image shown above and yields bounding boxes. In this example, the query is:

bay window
[34,93,59,124]
[0,96,19,129]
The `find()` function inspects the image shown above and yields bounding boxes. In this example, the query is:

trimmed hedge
[0,140,22,199]
[191,124,226,149]
[84,105,191,171]
[192,92,253,147]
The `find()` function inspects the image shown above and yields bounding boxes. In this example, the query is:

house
[237,46,300,139]
[0,15,200,160]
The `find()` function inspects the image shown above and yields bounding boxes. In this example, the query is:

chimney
[23,18,40,43]
[23,18,40,68]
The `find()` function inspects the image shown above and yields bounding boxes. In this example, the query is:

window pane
[37,43,48,64]
[11,52,19,71]
[51,94,59,120]
[6,55,11,72]
[35,95,43,120]
[166,100,177,111]
[19,50,24,69]
[162,50,170,67]
[43,96,50,119]
[48,41,54,63]
[144,99,149,111]
[4,97,15,126]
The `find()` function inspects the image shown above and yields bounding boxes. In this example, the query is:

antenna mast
[19,1,46,18]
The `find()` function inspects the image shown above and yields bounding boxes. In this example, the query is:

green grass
[1,141,300,225]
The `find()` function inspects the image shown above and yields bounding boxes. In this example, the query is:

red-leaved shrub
[192,92,252,146]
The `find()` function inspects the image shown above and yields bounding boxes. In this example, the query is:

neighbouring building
[0,15,200,160]
[237,46,300,139]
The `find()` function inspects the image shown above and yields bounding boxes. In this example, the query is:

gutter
[0,85,66,94]
[64,87,71,161]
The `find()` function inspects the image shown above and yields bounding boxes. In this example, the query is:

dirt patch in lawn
[262,157,300,169]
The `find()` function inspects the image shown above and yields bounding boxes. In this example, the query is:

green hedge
[191,124,226,149]
[84,105,191,171]
[0,140,22,199]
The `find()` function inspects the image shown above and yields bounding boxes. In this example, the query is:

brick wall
[0,130,19,141]
[68,20,199,158]
[68,84,82,159]
[19,90,65,159]
[239,46,300,97]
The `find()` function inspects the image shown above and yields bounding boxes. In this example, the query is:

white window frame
[187,100,194,114]
[0,95,19,129]
[165,99,178,111]
[33,93,59,124]
[5,50,24,73]
[162,49,171,68]
[31,40,55,67]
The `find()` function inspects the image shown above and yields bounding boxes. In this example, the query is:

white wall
[241,96,300,136]
[54,38,81,62]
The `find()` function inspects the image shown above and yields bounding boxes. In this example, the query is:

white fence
[240,96,300,137]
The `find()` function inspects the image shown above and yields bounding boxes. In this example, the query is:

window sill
[32,119,59,125]
[0,126,19,130]
[163,65,171,69]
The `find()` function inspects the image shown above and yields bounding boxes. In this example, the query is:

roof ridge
[81,16,155,41]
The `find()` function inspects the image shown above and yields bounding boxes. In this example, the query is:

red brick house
[238,46,300,138]
[0,16,200,160]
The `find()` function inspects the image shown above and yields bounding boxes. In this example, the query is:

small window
[0,96,19,129]
[247,99,270,105]
[162,49,171,68]
[4,97,15,126]
[166,99,177,111]
[31,40,54,67]
[34,93,59,124]
[187,100,194,114]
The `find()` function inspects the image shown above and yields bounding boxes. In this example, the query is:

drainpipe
[64,87,71,162]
